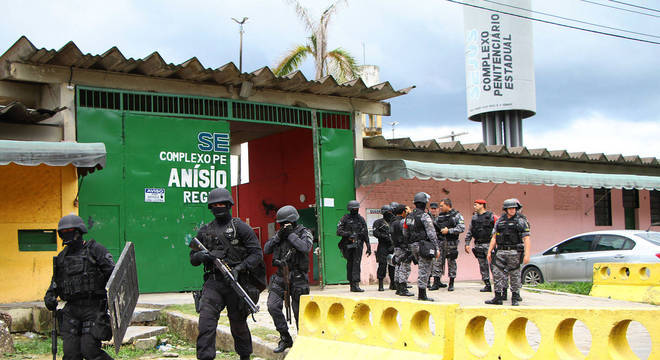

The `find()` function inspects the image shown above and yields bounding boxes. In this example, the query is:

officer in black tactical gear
[391,204,414,296]
[403,192,440,301]
[190,188,266,360]
[485,198,530,306]
[337,200,370,292]
[264,205,313,353]
[464,199,497,293]
[44,214,115,360]
[434,198,465,292]
[373,204,395,291]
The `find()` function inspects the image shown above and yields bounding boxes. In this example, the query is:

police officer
[464,199,497,292]
[264,205,313,353]
[485,198,531,306]
[190,188,266,360]
[337,200,370,292]
[391,204,414,297]
[435,198,465,292]
[44,214,115,360]
[403,192,440,301]
[373,205,395,291]
[428,202,447,290]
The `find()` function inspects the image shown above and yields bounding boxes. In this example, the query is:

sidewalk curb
[521,286,595,299]
[163,310,286,360]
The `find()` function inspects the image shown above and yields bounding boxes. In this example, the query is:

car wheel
[523,266,544,285]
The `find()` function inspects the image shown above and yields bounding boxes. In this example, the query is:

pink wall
[356,179,659,283]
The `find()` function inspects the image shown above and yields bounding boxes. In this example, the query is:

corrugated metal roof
[0,37,414,101]
[0,101,65,124]
[363,136,660,168]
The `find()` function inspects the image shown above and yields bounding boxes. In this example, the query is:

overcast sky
[1,0,658,157]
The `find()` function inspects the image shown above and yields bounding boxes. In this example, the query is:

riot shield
[105,242,139,354]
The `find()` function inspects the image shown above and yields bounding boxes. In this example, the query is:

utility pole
[231,17,248,72]
[389,121,399,139]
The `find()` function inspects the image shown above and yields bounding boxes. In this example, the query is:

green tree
[274,0,359,83]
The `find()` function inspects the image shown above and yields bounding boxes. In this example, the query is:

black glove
[192,249,215,265]
[230,263,246,281]
[279,225,293,241]
[365,245,372,257]
[45,295,58,311]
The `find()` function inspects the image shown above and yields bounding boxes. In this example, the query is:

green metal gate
[76,86,354,291]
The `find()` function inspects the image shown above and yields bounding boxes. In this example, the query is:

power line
[483,0,659,39]
[607,0,660,14]
[445,0,660,45]
[580,0,660,18]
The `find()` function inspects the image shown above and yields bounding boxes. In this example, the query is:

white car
[521,230,660,284]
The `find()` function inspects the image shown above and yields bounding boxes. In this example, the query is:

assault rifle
[280,248,294,324]
[187,237,260,320]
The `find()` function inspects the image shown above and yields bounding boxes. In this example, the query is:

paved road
[139,281,657,359]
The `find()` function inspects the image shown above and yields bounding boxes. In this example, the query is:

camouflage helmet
[207,188,234,208]
[380,204,392,214]
[347,200,360,210]
[57,214,88,234]
[502,198,522,210]
[413,192,430,204]
[276,205,300,223]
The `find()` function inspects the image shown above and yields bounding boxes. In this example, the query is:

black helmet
[502,198,522,210]
[347,200,360,210]
[207,188,234,208]
[380,205,392,214]
[276,205,300,223]
[413,192,429,204]
[389,202,400,209]
[57,214,88,234]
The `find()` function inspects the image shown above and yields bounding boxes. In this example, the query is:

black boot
[485,291,503,305]
[502,289,508,300]
[437,278,447,288]
[513,291,522,302]
[480,280,492,292]
[350,281,365,292]
[428,276,441,291]
[512,292,520,306]
[378,279,384,292]
[418,287,434,302]
[273,331,293,353]
[389,280,396,290]
[398,282,414,297]
[448,278,455,292]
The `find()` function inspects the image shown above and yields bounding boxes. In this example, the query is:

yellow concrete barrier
[286,295,458,359]
[454,306,659,359]
[288,295,660,360]
[590,263,660,305]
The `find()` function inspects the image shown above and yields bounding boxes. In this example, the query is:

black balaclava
[212,204,232,224]
[415,202,426,211]
[60,230,83,249]
[349,209,359,215]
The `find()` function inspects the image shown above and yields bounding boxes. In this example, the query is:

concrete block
[0,317,14,353]
[134,336,157,350]
[121,326,168,344]
[5,308,32,333]
[131,307,161,324]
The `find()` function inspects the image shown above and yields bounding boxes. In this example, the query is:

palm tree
[274,0,359,83]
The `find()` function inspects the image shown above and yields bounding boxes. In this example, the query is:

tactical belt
[66,296,105,306]
[497,244,521,251]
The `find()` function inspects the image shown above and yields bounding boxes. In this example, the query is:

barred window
[651,190,660,224]
[593,188,612,226]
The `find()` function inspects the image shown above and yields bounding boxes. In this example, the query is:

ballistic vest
[405,208,428,243]
[54,241,106,300]
[495,213,524,246]
[273,225,310,273]
[200,218,249,270]
[436,209,460,242]
[390,216,405,247]
[472,211,495,243]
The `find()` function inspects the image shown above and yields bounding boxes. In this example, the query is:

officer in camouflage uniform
[403,192,440,301]
[190,188,266,360]
[373,205,395,291]
[464,199,497,293]
[435,198,465,292]
[391,204,414,297]
[264,205,313,353]
[44,214,115,360]
[485,198,531,306]
[337,200,370,292]
[428,202,447,290]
